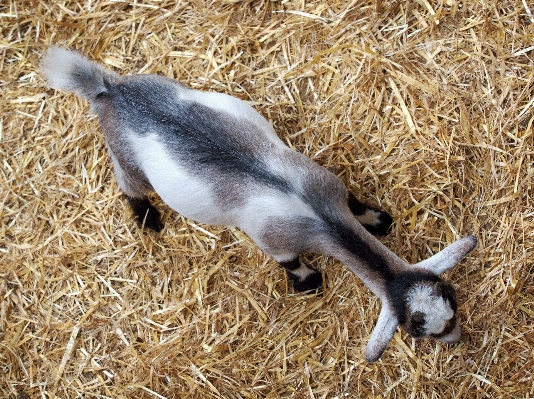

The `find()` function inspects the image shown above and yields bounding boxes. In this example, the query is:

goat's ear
[415,235,477,275]
[365,305,398,363]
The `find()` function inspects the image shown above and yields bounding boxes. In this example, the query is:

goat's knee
[279,257,323,293]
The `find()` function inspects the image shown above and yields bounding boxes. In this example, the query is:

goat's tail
[40,46,114,102]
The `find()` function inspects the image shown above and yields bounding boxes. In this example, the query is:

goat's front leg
[347,191,393,236]
[279,257,323,293]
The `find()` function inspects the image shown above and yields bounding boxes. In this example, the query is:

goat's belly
[156,180,237,226]
[131,134,238,226]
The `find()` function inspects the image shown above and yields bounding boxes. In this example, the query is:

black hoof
[287,270,324,294]
[127,196,164,232]
[363,211,393,236]
[347,192,393,236]
[142,206,164,232]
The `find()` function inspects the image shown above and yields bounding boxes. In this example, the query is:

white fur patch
[128,132,319,251]
[290,261,316,281]
[356,209,382,227]
[130,133,234,226]
[40,46,111,99]
[436,322,461,344]
[40,47,82,91]
[407,284,454,335]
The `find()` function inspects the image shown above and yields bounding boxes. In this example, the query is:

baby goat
[40,46,477,363]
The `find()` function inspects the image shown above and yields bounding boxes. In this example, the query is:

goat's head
[365,235,477,363]
[403,280,460,343]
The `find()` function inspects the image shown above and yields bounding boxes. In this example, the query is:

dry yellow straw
[1,0,533,398]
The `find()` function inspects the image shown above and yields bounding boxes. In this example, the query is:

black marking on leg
[363,211,393,236]
[287,270,324,293]
[279,258,300,271]
[279,258,323,294]
[126,196,164,232]
[347,191,367,216]
[347,191,393,236]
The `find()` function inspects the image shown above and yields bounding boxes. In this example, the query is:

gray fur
[40,46,477,362]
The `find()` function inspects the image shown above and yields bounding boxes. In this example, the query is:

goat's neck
[320,217,410,301]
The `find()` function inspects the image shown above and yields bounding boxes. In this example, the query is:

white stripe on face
[406,283,455,336]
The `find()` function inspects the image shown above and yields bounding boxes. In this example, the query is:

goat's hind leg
[126,196,164,232]
[348,191,392,236]
[279,257,323,293]
[109,150,164,232]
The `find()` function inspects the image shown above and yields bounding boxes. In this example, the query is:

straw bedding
[1,0,533,398]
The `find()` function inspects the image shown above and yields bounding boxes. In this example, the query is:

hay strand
[1,0,533,398]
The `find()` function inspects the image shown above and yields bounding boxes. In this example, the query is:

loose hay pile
[1,0,533,398]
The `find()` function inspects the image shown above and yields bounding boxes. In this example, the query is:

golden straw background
[1,0,533,398]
